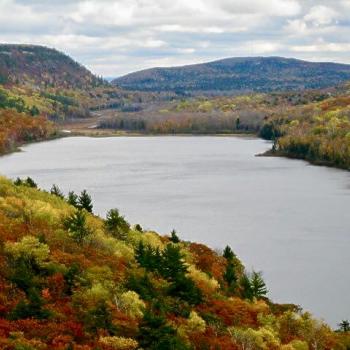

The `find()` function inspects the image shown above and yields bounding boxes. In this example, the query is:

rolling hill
[0,44,104,89]
[0,44,142,154]
[113,57,350,95]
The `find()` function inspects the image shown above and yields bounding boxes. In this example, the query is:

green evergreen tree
[67,191,79,207]
[160,244,188,280]
[14,177,23,186]
[63,263,81,295]
[50,184,64,198]
[168,274,202,305]
[250,271,268,299]
[78,189,93,212]
[135,241,146,266]
[338,320,350,332]
[30,105,40,116]
[127,273,157,301]
[64,210,92,243]
[85,300,116,335]
[223,245,235,261]
[138,310,190,350]
[170,229,180,243]
[224,261,237,289]
[240,273,253,301]
[135,224,143,232]
[105,208,130,239]
[10,288,51,320]
[25,177,37,188]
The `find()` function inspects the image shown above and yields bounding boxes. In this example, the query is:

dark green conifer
[170,229,180,243]
[67,191,79,207]
[64,210,92,243]
[78,189,93,212]
[105,208,130,239]
[50,184,64,198]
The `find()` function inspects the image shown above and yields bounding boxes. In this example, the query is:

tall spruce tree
[67,191,79,207]
[78,190,93,213]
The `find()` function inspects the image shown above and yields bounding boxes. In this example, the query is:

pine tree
[105,208,130,239]
[50,184,64,198]
[135,241,146,267]
[160,244,188,280]
[170,229,180,243]
[64,210,92,243]
[14,177,23,186]
[240,273,253,301]
[224,261,237,289]
[25,177,37,188]
[85,300,116,335]
[338,320,350,332]
[223,245,235,261]
[67,191,79,207]
[138,310,190,350]
[168,274,202,305]
[135,224,143,232]
[250,271,268,299]
[78,190,93,213]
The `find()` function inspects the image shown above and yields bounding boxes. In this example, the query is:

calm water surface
[0,136,349,327]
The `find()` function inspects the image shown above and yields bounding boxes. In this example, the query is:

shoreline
[1,129,349,172]
[261,149,350,171]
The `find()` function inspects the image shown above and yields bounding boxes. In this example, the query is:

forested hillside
[260,83,350,169]
[0,44,152,154]
[113,57,350,95]
[0,177,349,349]
[0,45,103,89]
[0,44,140,119]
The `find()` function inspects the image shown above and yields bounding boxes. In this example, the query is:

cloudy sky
[0,0,350,77]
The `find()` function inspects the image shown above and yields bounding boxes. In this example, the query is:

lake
[0,136,349,327]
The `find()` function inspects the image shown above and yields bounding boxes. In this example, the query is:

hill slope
[0,44,103,89]
[0,176,349,349]
[113,57,350,95]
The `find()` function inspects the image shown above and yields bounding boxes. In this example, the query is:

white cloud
[304,5,339,27]
[219,0,301,16]
[0,0,349,76]
[291,42,350,53]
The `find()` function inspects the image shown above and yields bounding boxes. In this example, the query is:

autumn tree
[5,236,52,320]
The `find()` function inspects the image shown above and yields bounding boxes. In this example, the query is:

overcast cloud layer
[0,0,350,77]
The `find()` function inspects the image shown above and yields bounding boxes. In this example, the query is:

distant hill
[113,57,350,95]
[0,44,103,89]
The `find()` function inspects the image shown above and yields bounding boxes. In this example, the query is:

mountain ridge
[112,56,350,95]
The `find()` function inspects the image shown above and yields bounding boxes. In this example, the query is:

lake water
[0,136,349,327]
